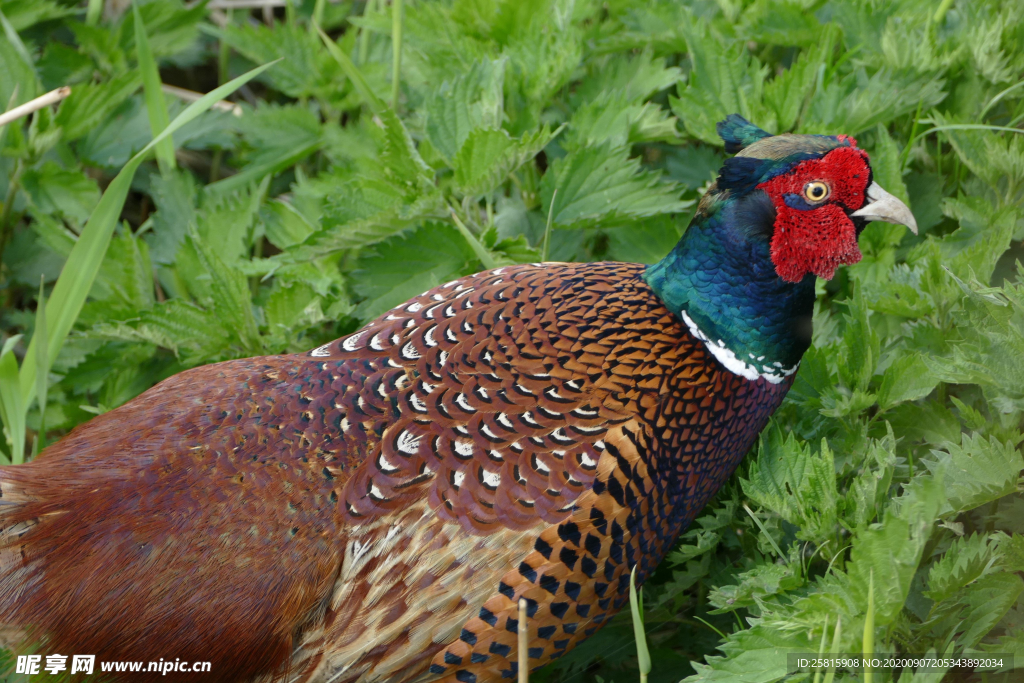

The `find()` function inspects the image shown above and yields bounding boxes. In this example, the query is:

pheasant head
[645,115,917,383]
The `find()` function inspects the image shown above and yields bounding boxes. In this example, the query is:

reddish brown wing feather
[0,360,345,682]
[0,263,789,683]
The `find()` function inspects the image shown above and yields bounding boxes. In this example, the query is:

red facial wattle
[756,146,872,282]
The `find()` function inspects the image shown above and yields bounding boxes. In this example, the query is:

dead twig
[0,87,71,128]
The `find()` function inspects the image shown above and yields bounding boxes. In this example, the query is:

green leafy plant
[0,1,1022,681]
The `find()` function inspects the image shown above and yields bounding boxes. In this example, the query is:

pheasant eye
[804,181,830,202]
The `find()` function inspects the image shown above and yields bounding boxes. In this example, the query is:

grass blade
[391,0,403,109]
[629,566,652,683]
[32,277,48,457]
[85,0,103,26]
[315,22,384,113]
[863,569,875,683]
[133,1,175,173]
[812,615,829,683]
[541,189,556,262]
[449,209,497,270]
[0,335,25,464]
[17,59,280,409]
[0,8,35,76]
[822,615,842,683]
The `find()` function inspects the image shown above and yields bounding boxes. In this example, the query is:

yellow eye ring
[804,181,830,202]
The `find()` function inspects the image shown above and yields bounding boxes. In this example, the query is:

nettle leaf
[800,68,945,136]
[195,184,264,264]
[926,533,1009,603]
[670,20,773,145]
[844,432,897,529]
[20,162,100,224]
[922,433,1024,516]
[540,143,689,228]
[352,222,478,322]
[668,529,721,566]
[0,32,38,105]
[837,286,879,392]
[183,230,261,354]
[146,169,198,266]
[128,0,206,61]
[425,58,507,165]
[957,572,1024,649]
[210,104,322,196]
[605,216,682,265]
[741,429,838,543]
[55,71,142,142]
[844,474,943,626]
[373,108,435,197]
[90,298,228,367]
[504,28,583,134]
[683,624,813,683]
[94,232,155,317]
[219,22,339,99]
[76,95,153,170]
[453,127,553,197]
[877,352,939,410]
[572,49,682,107]
[739,0,823,47]
[264,280,320,333]
[1,0,74,32]
[564,93,679,151]
[760,26,838,132]
[260,200,316,250]
[708,561,803,614]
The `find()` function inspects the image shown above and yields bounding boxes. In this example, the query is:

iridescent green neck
[644,192,815,382]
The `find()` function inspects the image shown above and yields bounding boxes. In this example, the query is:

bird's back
[0,262,790,683]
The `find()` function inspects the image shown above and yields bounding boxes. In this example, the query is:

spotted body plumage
[0,263,788,683]
[0,116,921,683]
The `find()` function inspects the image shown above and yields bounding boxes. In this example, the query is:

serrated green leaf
[926,533,1008,603]
[453,126,553,197]
[741,429,838,543]
[877,352,939,409]
[20,162,101,224]
[540,143,689,228]
[352,222,478,321]
[55,71,142,143]
[922,433,1024,515]
[425,58,507,164]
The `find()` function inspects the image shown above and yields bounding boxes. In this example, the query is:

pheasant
[0,116,915,682]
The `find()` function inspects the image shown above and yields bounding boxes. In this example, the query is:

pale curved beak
[851,181,918,234]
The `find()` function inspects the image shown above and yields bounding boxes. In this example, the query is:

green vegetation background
[0,0,1022,681]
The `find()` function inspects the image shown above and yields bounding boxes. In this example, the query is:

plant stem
[358,0,376,64]
[0,159,24,269]
[541,189,556,262]
[218,9,233,85]
[85,0,103,26]
[391,0,403,109]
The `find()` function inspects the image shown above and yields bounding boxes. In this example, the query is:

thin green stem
[541,189,556,262]
[218,9,233,85]
[391,0,404,109]
[0,159,24,269]
[449,208,497,270]
[742,503,785,560]
[692,615,727,640]
[900,100,924,171]
[86,0,103,26]
[358,0,376,64]
[979,79,1024,121]
[930,0,955,30]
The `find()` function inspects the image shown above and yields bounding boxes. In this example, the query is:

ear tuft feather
[717,114,772,154]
